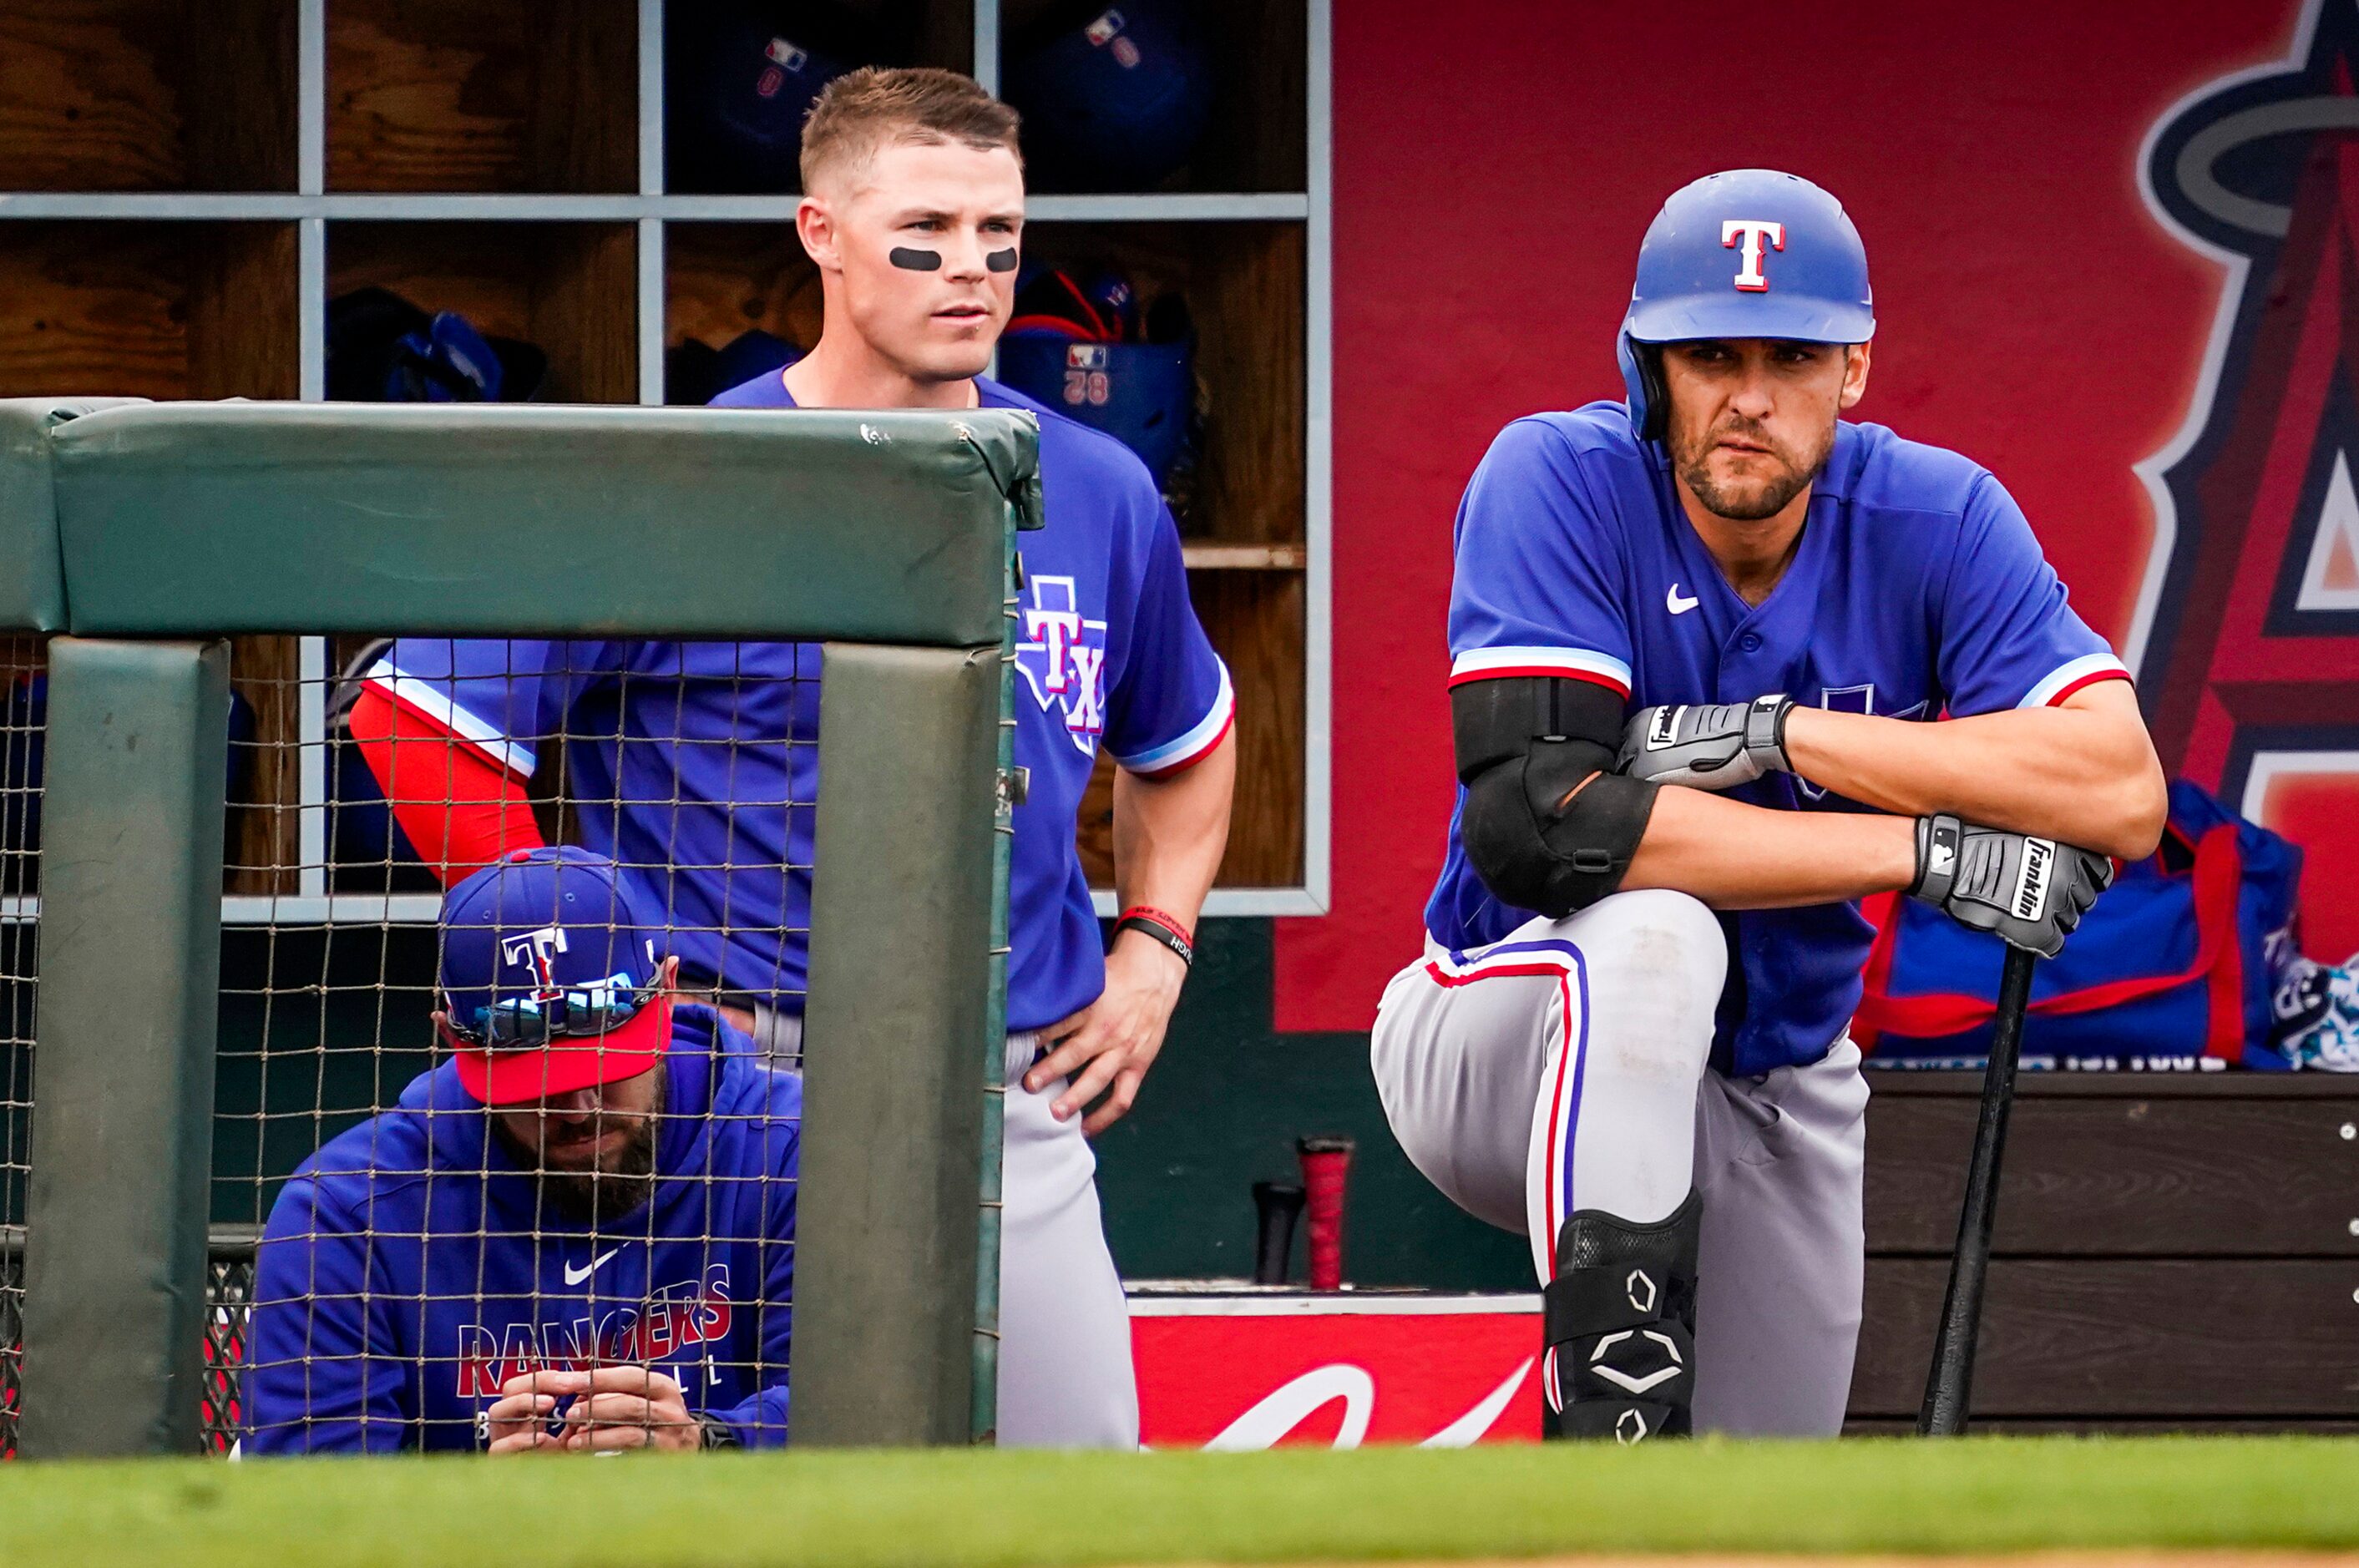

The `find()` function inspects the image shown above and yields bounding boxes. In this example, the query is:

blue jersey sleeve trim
[1446,645,1633,697]
[362,657,537,778]
[1113,659,1234,776]
[2018,651,2134,709]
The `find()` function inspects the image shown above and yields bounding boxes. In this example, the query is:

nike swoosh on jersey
[1666,584,1701,615]
[563,1247,622,1287]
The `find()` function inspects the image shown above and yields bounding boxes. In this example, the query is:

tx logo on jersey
[2137,0,2359,815]
[1722,220,1784,291]
[1015,574,1109,756]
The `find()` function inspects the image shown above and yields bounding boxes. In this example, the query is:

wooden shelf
[661,0,976,196]
[0,220,297,399]
[1001,0,1306,196]
[1021,219,1304,544]
[1185,543,1306,570]
[327,0,636,193]
[0,1,297,193]
[1076,569,1304,889]
[664,220,823,366]
[328,220,639,402]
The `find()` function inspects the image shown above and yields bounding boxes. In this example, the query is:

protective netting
[0,636,40,1459]
[0,635,818,1457]
[210,635,812,1454]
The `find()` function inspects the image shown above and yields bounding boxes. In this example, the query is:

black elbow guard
[1455,677,1659,917]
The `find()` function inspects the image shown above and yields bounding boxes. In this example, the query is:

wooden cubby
[0,1,297,191]
[1023,220,1304,543]
[1076,567,1303,888]
[661,0,976,195]
[1000,0,1304,195]
[329,222,640,403]
[0,221,298,398]
[327,0,636,192]
[665,221,825,373]
[0,0,1328,914]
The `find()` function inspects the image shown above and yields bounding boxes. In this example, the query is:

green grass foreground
[6,1438,2359,1566]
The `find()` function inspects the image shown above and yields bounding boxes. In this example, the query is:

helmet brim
[1624,295,1875,346]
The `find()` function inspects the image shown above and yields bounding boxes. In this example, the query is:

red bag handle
[1854,823,2245,1060]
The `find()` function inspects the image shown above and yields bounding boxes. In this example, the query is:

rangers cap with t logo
[436,846,673,1105]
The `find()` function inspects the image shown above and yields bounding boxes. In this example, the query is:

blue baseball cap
[1005,2,1212,191]
[437,847,673,1105]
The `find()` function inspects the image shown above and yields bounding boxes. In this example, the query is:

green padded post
[19,637,230,1458]
[796,642,1008,1447]
[0,399,143,632]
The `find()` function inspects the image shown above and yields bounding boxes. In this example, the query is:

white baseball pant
[1370,889,1869,1436]
[759,1014,1139,1448]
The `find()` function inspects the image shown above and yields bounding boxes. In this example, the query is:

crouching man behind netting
[246,846,797,1454]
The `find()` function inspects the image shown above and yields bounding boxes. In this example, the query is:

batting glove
[1617,695,1795,790]
[1909,814,2114,959]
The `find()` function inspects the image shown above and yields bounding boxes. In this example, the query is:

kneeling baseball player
[246,847,797,1454]
[1372,169,2167,1441]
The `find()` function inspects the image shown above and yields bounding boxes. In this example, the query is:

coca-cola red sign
[1128,1292,1541,1449]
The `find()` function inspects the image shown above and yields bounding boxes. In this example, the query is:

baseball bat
[1251,1181,1305,1286]
[1298,1136,1355,1291]
[1918,943,2037,1436]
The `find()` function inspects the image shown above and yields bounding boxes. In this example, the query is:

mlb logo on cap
[437,846,674,1105]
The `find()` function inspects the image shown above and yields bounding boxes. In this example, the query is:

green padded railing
[0,397,1036,1458]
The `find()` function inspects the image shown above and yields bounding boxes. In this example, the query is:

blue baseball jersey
[363,374,1231,1033]
[1428,405,2130,1077]
[244,1009,797,1454]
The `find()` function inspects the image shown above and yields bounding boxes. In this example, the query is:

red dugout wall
[1278,0,2359,1030]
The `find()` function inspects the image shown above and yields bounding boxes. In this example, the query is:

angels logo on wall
[2138,0,2359,954]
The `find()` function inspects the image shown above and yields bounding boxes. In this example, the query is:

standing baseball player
[1371,169,2167,1441]
[349,68,1234,1448]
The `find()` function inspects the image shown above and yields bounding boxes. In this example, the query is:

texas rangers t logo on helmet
[1721,220,1784,291]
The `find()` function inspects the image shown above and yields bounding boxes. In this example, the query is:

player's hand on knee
[1027,931,1185,1135]
[1617,695,1793,790]
[1909,813,2114,959]
[556,1365,700,1453]
[485,1371,570,1454]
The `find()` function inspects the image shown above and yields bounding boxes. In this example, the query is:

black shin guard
[1540,1191,1701,1443]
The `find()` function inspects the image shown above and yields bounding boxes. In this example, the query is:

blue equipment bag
[996,333,1193,487]
[1855,781,2303,1070]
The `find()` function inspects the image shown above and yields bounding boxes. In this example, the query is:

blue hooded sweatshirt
[244,1007,797,1453]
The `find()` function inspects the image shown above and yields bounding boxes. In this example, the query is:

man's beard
[494,1080,664,1229]
[1671,418,1833,523]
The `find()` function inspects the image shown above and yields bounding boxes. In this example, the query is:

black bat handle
[1918,943,2037,1437]
[1252,1181,1306,1287]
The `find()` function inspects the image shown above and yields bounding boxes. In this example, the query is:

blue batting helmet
[1618,169,1875,443]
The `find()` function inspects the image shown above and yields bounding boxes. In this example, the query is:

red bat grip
[1297,1136,1355,1291]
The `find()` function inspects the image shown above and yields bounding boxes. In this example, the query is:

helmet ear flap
[1635,344,1668,444]
[1618,333,1670,446]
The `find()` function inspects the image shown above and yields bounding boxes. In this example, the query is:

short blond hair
[799,67,1021,192]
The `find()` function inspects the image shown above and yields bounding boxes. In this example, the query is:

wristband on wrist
[1746,693,1793,773]
[696,1412,740,1450]
[1112,905,1194,969]
[1911,813,1962,905]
